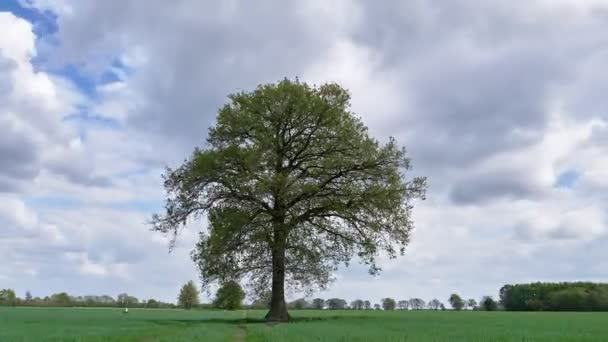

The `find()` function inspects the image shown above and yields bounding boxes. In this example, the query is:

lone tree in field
[448,293,465,311]
[467,298,477,310]
[178,281,199,310]
[213,280,245,310]
[152,79,426,322]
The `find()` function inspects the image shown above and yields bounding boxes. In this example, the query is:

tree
[382,298,396,310]
[409,298,425,310]
[251,291,272,309]
[327,298,347,310]
[0,289,16,306]
[374,303,381,310]
[312,298,325,310]
[467,298,477,310]
[146,299,160,308]
[480,296,498,311]
[351,299,364,310]
[213,280,245,310]
[364,300,371,310]
[398,300,409,310]
[50,292,71,307]
[428,299,442,310]
[117,293,129,307]
[178,280,200,310]
[289,298,309,310]
[449,293,465,311]
[151,79,427,322]
[25,291,32,303]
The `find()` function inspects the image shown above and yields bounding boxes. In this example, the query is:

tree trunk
[265,244,290,322]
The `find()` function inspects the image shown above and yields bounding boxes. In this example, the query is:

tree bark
[265,241,290,322]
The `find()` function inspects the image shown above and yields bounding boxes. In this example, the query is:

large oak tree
[152,79,426,322]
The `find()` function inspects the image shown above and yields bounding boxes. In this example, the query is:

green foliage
[117,293,139,307]
[178,281,200,310]
[289,298,309,310]
[481,296,498,311]
[326,298,347,310]
[500,282,608,311]
[50,292,71,307]
[152,79,426,320]
[449,293,465,311]
[146,299,160,308]
[382,298,396,310]
[0,289,16,306]
[213,280,245,310]
[467,298,477,310]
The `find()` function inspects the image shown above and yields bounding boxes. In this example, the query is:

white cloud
[2,1,608,305]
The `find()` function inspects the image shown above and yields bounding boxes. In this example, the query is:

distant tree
[251,290,272,309]
[25,291,32,303]
[351,299,364,310]
[50,292,71,307]
[428,298,441,310]
[213,280,245,310]
[152,79,427,322]
[117,293,129,307]
[409,298,425,310]
[397,300,409,310]
[127,296,139,305]
[449,293,465,311]
[374,303,381,310]
[364,300,371,310]
[382,298,396,310]
[178,280,200,310]
[327,298,347,310]
[466,298,477,310]
[440,304,446,311]
[0,289,16,306]
[289,298,309,310]
[312,298,325,310]
[480,296,498,311]
[146,299,160,308]
[500,282,608,312]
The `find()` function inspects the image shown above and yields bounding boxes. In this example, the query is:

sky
[1,0,607,305]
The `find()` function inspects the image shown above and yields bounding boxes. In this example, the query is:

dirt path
[233,324,247,342]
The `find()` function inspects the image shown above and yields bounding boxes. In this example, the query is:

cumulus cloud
[2,0,608,303]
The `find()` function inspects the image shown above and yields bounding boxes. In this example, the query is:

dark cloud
[0,53,41,191]
[450,171,541,205]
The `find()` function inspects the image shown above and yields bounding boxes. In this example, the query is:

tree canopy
[178,281,199,310]
[449,293,465,311]
[382,298,396,310]
[213,280,245,310]
[152,79,426,321]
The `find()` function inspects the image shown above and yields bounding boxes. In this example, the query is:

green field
[1,307,607,341]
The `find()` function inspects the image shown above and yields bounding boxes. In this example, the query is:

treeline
[0,289,176,308]
[246,295,498,311]
[500,282,608,311]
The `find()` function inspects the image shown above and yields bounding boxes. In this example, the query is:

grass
[1,307,608,341]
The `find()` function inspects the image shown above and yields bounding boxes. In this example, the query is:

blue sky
[1,0,608,305]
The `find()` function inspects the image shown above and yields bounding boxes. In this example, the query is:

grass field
[1,307,607,341]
